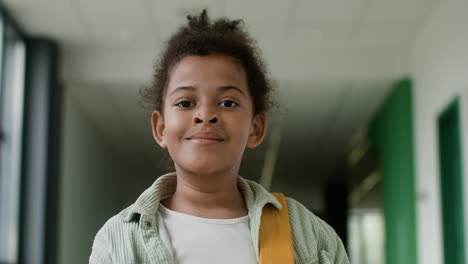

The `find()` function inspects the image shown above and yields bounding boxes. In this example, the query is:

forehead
[166,55,249,95]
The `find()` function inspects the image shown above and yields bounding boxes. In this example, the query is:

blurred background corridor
[0,0,467,263]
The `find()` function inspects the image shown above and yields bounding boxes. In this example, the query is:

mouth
[187,138,223,144]
[186,132,224,144]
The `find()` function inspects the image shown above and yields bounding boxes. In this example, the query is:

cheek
[164,113,189,139]
[233,116,253,139]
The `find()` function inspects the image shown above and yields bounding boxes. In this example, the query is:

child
[90,10,349,264]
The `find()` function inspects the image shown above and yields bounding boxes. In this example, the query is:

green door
[368,79,417,264]
[438,98,466,264]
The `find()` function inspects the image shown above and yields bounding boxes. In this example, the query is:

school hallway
[0,0,467,264]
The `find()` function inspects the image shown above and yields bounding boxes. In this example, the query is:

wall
[57,89,131,263]
[410,0,468,263]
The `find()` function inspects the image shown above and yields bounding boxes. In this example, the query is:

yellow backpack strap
[259,193,295,264]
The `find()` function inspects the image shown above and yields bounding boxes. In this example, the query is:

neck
[161,169,248,219]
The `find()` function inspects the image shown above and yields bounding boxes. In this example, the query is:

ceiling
[2,0,438,212]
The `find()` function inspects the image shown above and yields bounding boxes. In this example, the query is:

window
[0,11,26,264]
[348,208,385,264]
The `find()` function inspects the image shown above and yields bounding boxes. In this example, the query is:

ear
[151,110,167,149]
[247,112,267,149]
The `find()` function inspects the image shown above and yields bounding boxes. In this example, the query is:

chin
[177,160,232,176]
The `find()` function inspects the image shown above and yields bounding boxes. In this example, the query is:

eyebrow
[169,85,246,97]
[218,86,246,97]
[169,86,195,96]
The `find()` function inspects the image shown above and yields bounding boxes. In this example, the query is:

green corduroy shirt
[89,172,350,264]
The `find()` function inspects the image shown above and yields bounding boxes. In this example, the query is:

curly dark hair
[141,9,274,115]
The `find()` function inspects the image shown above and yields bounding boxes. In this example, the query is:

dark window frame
[0,4,62,264]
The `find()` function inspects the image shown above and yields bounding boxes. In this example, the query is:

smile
[187,138,224,144]
[186,132,224,144]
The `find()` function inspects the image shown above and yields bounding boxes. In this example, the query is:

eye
[219,100,239,107]
[175,100,195,108]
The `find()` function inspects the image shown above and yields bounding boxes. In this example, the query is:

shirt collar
[121,172,282,222]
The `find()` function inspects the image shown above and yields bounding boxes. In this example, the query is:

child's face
[151,54,267,176]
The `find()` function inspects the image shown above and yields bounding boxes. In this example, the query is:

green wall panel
[438,98,465,264]
[369,79,417,264]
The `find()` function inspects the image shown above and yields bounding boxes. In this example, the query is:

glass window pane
[348,208,385,264]
[0,17,26,264]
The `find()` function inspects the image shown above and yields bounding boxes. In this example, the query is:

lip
[186,132,224,144]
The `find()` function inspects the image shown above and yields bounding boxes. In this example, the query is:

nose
[194,115,218,124]
[194,105,219,124]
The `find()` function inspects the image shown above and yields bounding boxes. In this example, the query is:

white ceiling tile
[352,22,417,46]
[1,0,90,44]
[78,0,148,26]
[225,0,288,42]
[296,0,367,22]
[91,30,157,47]
[153,0,222,21]
[357,0,438,46]
[2,0,63,7]
[224,0,289,22]
[366,0,436,22]
[291,0,367,45]
[290,22,352,44]
[78,0,157,45]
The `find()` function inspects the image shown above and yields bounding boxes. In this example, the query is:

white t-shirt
[159,204,257,264]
